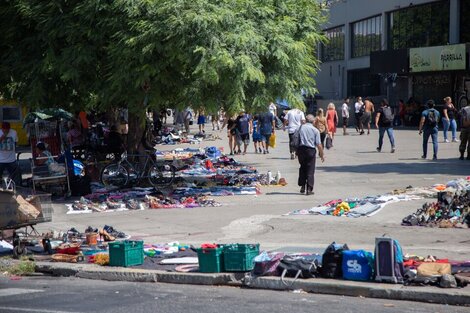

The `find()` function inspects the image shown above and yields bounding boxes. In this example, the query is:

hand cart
[0,182,53,257]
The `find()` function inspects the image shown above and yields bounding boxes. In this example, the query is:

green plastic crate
[223,244,260,272]
[109,240,144,267]
[197,247,224,273]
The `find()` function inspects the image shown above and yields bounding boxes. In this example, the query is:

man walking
[375,99,395,153]
[259,110,275,154]
[0,122,19,184]
[354,96,364,133]
[458,102,470,160]
[297,114,325,196]
[418,100,440,160]
[235,110,252,155]
[341,98,350,135]
[284,108,305,159]
[361,98,374,135]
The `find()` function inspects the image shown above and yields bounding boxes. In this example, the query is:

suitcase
[374,237,404,283]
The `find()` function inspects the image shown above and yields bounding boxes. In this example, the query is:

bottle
[267,171,273,184]
[275,171,281,184]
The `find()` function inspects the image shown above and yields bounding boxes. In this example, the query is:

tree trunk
[127,109,146,154]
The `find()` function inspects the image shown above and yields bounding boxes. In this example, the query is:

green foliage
[0,256,36,276]
[0,0,326,115]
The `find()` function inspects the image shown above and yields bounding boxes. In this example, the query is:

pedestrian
[269,102,277,117]
[252,115,262,153]
[66,121,83,149]
[259,109,275,154]
[442,96,459,143]
[354,96,364,133]
[235,111,252,155]
[375,99,396,153]
[361,98,375,135]
[341,98,350,135]
[297,114,325,195]
[458,102,470,160]
[418,100,440,160]
[183,107,193,134]
[0,122,19,184]
[326,102,338,142]
[284,107,306,159]
[222,114,237,155]
[314,108,327,148]
[197,109,206,134]
[211,111,220,131]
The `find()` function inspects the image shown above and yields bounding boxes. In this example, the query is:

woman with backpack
[375,99,395,153]
[442,96,459,143]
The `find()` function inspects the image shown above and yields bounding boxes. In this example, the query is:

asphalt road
[33,124,470,259]
[0,275,468,313]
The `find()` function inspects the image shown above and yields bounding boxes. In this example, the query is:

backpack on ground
[381,107,394,124]
[289,125,303,151]
[321,242,349,278]
[342,249,374,281]
[374,237,405,284]
[425,109,438,127]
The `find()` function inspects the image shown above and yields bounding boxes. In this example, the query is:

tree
[0,0,326,151]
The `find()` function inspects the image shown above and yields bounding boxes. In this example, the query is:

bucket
[86,233,98,245]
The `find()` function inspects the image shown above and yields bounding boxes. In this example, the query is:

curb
[31,261,470,306]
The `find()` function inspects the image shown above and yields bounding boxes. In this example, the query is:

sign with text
[410,44,466,72]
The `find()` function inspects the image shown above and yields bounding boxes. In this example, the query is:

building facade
[316,0,469,113]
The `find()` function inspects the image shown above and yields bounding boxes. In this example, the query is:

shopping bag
[325,135,333,150]
[268,133,276,148]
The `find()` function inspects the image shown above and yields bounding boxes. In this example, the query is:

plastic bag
[269,133,276,148]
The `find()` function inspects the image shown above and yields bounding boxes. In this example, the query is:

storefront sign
[410,44,466,72]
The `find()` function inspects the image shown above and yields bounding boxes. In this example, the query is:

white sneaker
[452,139,460,142]
[444,139,450,143]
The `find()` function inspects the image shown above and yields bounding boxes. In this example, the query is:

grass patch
[0,256,36,276]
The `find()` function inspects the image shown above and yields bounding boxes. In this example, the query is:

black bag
[359,104,365,115]
[382,107,394,124]
[278,255,319,279]
[425,109,438,127]
[289,125,303,151]
[325,135,333,150]
[321,242,349,278]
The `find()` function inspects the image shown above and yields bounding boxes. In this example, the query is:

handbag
[268,133,276,148]
[325,135,333,150]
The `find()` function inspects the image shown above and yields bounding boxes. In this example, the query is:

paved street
[37,125,469,259]
[0,276,468,313]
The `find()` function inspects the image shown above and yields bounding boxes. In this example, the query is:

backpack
[321,242,349,278]
[289,125,302,151]
[278,254,320,280]
[425,109,438,127]
[381,107,393,124]
[461,107,470,128]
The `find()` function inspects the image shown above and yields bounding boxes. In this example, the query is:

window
[351,15,382,58]
[321,26,345,62]
[1,107,21,121]
[388,1,449,50]
[461,0,470,43]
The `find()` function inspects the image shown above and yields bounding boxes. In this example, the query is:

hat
[1,122,10,130]
[36,142,47,151]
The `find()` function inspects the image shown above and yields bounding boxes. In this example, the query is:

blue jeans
[378,127,395,150]
[423,127,438,158]
[442,118,457,141]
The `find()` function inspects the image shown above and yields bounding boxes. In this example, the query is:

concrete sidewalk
[29,260,470,306]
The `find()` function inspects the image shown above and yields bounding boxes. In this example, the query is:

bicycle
[100,151,175,189]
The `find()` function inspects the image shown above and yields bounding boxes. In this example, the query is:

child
[252,115,262,153]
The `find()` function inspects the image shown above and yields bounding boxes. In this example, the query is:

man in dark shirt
[375,99,395,153]
[235,111,252,155]
[258,111,275,154]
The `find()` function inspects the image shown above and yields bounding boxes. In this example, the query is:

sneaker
[421,155,426,159]
[452,139,459,142]
[300,186,305,194]
[444,139,450,143]
[258,147,262,153]
[433,155,438,160]
[391,147,395,153]
[263,150,266,154]
[376,147,381,152]
[459,155,464,160]
[290,153,295,160]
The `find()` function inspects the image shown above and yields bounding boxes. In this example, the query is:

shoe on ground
[391,147,395,153]
[444,139,450,143]
[300,186,305,194]
[376,147,381,152]
[258,147,262,153]
[460,155,464,160]
[290,153,295,160]
[433,155,438,160]
[263,150,266,154]
[306,190,314,196]
[453,139,460,142]
[421,155,426,159]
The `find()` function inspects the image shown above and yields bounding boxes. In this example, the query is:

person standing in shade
[341,98,350,135]
[442,96,458,143]
[284,108,305,159]
[235,111,252,155]
[0,122,19,184]
[354,96,364,133]
[361,98,375,135]
[251,115,262,153]
[375,99,395,153]
[259,110,275,154]
[268,102,277,118]
[297,114,324,195]
[419,100,440,160]
[458,102,470,160]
